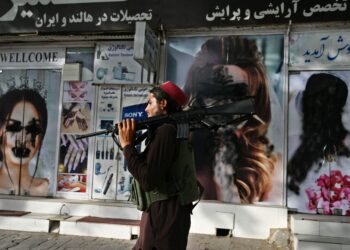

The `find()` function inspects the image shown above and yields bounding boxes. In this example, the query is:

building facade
[0,0,349,240]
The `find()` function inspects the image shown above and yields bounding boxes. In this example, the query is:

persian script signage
[0,0,348,34]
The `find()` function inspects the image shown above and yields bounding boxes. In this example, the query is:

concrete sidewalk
[0,229,291,250]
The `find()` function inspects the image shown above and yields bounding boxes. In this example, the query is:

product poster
[94,41,145,84]
[92,136,117,199]
[117,86,150,200]
[92,133,117,200]
[91,85,150,200]
[58,102,91,192]
[0,69,61,196]
[57,47,95,194]
[57,174,87,193]
[91,86,121,199]
[166,35,285,205]
[63,81,94,102]
[58,134,88,174]
[61,102,92,134]
[288,70,350,216]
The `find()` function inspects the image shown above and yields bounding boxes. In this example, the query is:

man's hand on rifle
[117,118,136,148]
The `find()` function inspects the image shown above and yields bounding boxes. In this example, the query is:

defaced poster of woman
[166,35,285,205]
[0,69,61,196]
[288,71,350,215]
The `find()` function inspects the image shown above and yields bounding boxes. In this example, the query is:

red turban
[160,81,189,106]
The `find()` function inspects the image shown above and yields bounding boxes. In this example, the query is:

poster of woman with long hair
[0,69,61,196]
[288,71,350,215]
[167,35,285,205]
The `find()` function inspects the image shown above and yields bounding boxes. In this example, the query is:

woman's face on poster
[220,65,249,84]
[2,101,42,166]
[68,81,88,101]
[200,64,249,107]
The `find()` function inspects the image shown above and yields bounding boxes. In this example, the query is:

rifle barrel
[75,97,255,140]
[76,129,114,140]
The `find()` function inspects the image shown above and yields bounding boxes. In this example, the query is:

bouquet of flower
[305,169,350,215]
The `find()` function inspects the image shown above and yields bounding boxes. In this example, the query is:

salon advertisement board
[288,31,350,216]
[0,68,61,196]
[166,35,285,206]
[288,70,350,216]
[57,47,95,195]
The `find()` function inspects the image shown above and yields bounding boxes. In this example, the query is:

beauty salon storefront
[0,0,349,244]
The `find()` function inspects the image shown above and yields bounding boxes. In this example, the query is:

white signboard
[289,32,350,68]
[134,21,160,72]
[0,47,65,67]
[94,41,143,84]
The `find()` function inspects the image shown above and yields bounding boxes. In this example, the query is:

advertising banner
[116,86,150,200]
[0,0,348,34]
[288,70,350,216]
[91,85,150,200]
[167,35,285,205]
[0,68,61,196]
[57,47,95,194]
[91,85,121,199]
[94,41,144,84]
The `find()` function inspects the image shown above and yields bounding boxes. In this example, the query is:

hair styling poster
[166,35,285,205]
[288,70,350,216]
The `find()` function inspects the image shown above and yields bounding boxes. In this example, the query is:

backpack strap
[190,180,204,212]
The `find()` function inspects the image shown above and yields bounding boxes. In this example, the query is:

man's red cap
[160,81,189,106]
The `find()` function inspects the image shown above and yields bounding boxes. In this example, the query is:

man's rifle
[76,97,255,140]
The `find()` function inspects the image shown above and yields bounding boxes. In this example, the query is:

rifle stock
[76,97,255,140]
